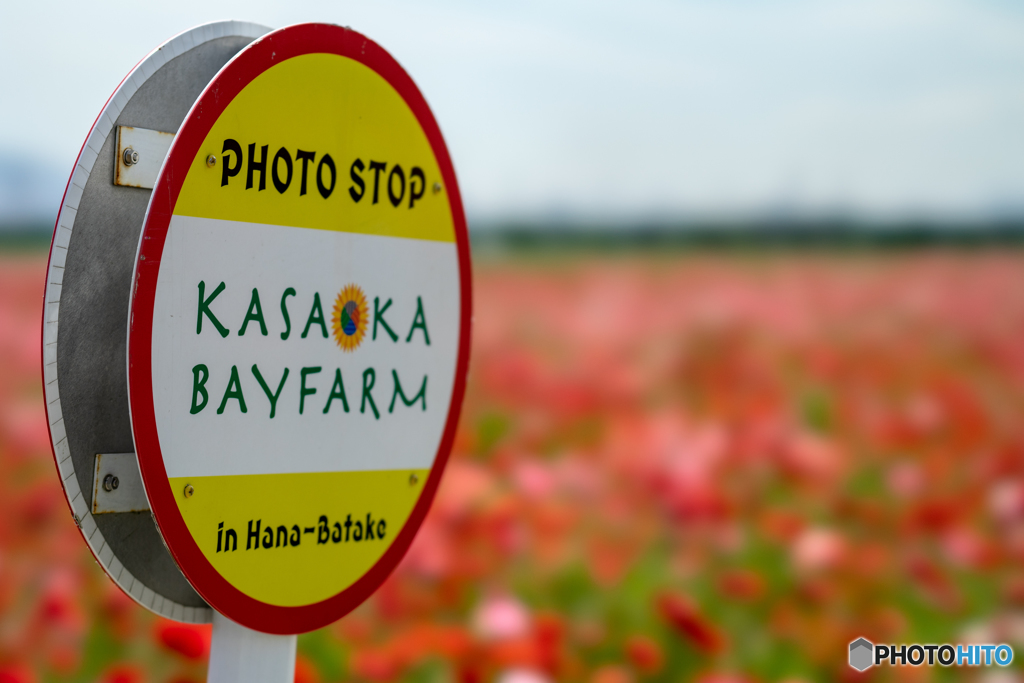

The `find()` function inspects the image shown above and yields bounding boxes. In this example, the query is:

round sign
[127,23,471,633]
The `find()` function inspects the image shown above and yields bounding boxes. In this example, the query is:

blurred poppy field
[2,247,1024,682]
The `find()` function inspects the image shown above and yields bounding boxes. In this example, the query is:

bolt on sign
[45,21,470,636]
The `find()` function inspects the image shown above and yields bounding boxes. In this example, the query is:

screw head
[206,154,217,167]
[123,147,139,166]
[409,473,419,485]
[432,182,442,194]
[183,484,194,498]
[103,473,119,492]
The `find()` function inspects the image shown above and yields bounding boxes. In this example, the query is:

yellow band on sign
[173,53,455,243]
[171,469,429,606]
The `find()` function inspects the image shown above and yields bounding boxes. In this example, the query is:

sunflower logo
[331,284,368,352]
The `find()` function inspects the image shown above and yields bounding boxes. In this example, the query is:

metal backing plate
[115,126,175,189]
[92,453,150,514]
[43,20,270,623]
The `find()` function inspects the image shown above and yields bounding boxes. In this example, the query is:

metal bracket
[92,453,150,514]
[114,126,174,189]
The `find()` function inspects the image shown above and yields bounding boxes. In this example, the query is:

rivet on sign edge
[183,484,194,498]
[409,473,419,485]
[206,154,217,167]
[432,182,442,194]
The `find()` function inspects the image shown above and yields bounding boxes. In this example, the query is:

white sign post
[207,613,297,683]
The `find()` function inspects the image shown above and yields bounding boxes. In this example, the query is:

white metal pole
[207,611,297,683]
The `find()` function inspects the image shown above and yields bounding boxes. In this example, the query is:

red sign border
[127,23,472,634]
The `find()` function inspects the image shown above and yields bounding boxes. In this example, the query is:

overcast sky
[1,0,1022,227]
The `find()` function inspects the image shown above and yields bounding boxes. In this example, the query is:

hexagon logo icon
[849,638,874,671]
